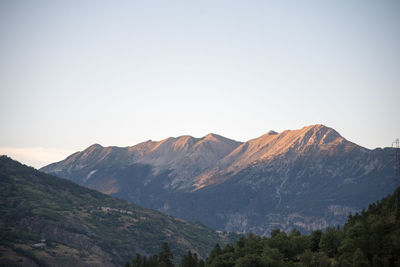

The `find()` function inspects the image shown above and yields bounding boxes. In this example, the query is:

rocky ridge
[41,125,397,235]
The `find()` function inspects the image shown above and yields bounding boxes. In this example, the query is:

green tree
[180,250,198,267]
[234,254,264,267]
[235,233,263,257]
[267,229,295,259]
[146,255,159,267]
[310,230,322,252]
[299,249,313,266]
[320,227,342,257]
[270,229,282,238]
[208,253,235,267]
[207,243,223,264]
[159,242,173,267]
[197,259,205,267]
[289,229,301,238]
[353,248,369,267]
[262,245,283,262]
[295,236,311,256]
[132,253,143,267]
[338,252,353,267]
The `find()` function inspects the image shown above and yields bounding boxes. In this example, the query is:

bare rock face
[192,124,362,190]
[41,133,242,191]
[134,133,242,190]
[41,125,397,235]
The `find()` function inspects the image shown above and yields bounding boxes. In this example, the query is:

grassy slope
[0,156,236,266]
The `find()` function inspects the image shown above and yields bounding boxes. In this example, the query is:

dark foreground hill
[41,125,397,234]
[0,156,237,267]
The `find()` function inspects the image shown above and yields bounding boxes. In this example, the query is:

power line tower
[393,138,400,219]
[393,138,400,184]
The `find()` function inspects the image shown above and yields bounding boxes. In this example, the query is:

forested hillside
[128,187,400,267]
[0,156,237,266]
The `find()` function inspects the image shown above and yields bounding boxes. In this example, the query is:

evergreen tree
[319,227,342,257]
[353,248,370,267]
[159,242,174,267]
[132,253,143,267]
[310,230,322,252]
[180,250,197,267]
[197,259,205,267]
[146,255,159,267]
[289,228,301,238]
[206,243,222,265]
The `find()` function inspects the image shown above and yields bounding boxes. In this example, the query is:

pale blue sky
[1,0,399,168]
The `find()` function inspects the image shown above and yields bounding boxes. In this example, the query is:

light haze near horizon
[1,0,399,168]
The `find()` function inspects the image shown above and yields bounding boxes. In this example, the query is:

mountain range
[41,124,398,235]
[0,156,236,266]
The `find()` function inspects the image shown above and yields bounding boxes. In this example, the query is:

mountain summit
[194,124,360,189]
[41,125,397,234]
[225,124,356,165]
[41,133,242,190]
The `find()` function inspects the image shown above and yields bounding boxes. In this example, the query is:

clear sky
[1,0,399,168]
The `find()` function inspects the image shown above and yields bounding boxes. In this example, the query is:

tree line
[126,188,400,266]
